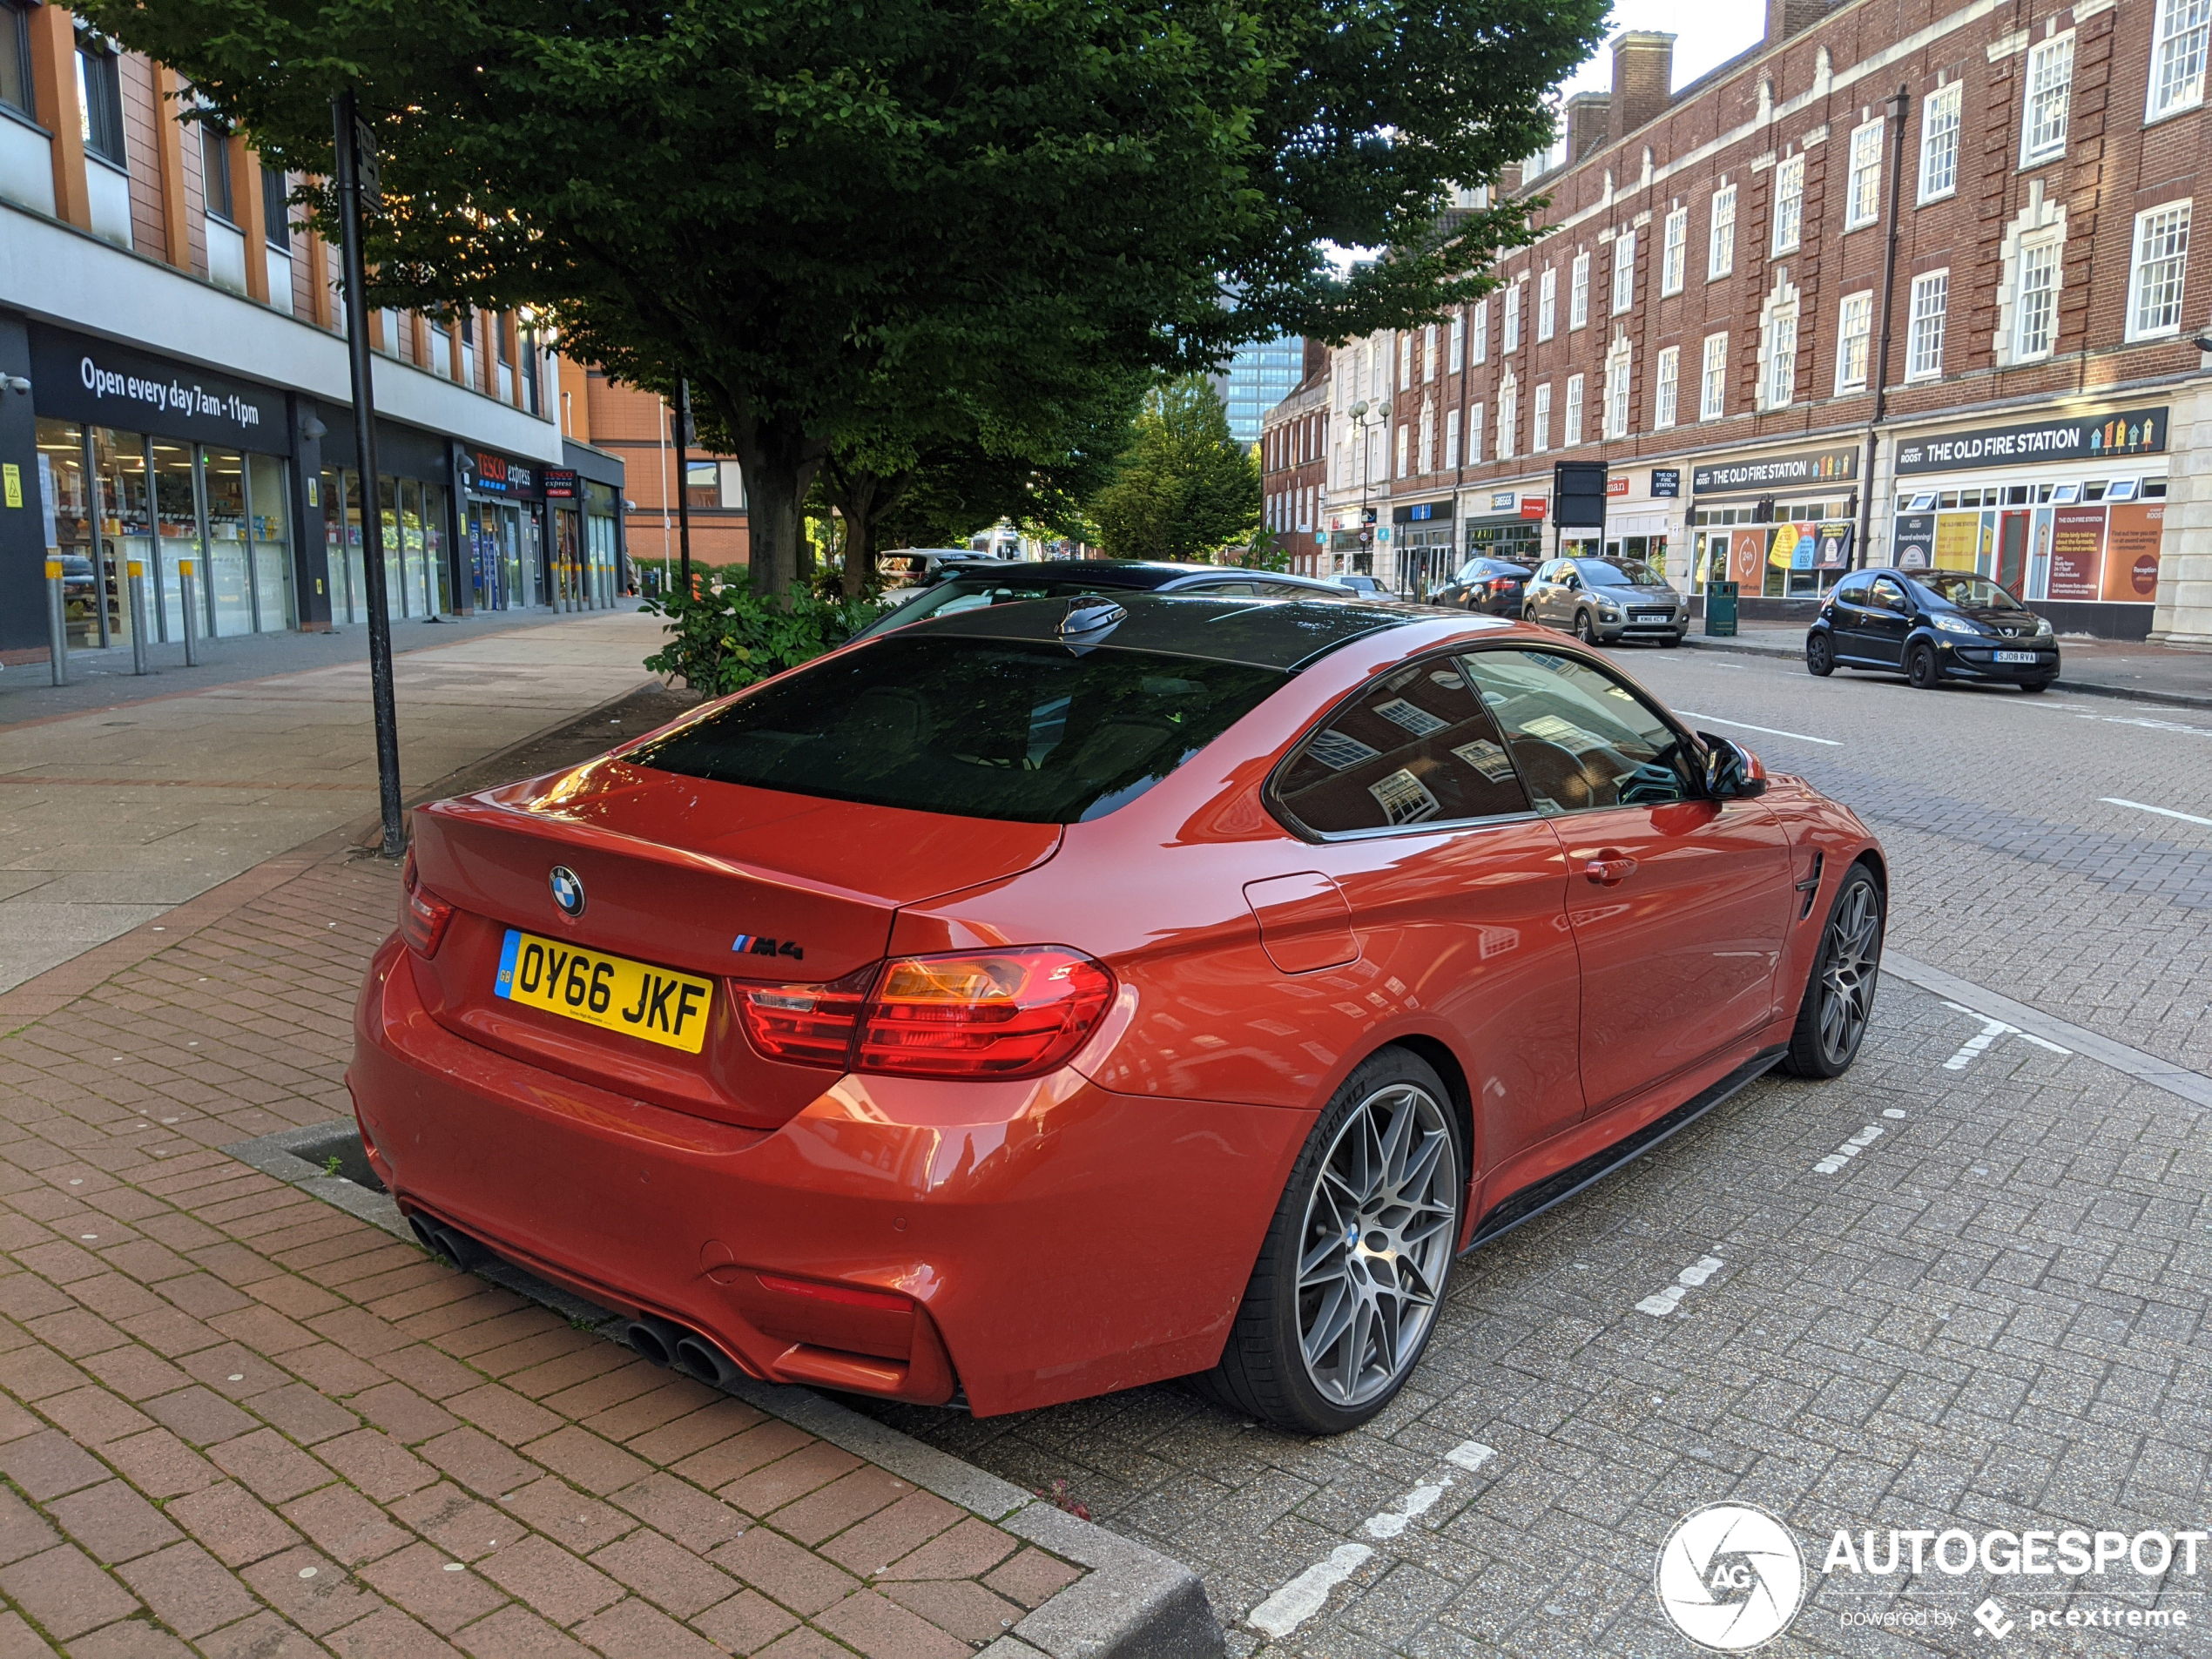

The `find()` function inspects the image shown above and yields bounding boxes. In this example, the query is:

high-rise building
[1215,338,1306,447]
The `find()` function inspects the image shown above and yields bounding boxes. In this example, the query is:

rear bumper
[349,938,1308,1416]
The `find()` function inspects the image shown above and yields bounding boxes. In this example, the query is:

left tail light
[735,948,1115,1080]
[398,849,455,957]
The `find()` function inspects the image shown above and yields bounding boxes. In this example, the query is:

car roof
[934,560,1339,592]
[887,590,1433,671]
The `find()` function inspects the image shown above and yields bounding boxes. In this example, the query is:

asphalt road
[865,641,2212,1658]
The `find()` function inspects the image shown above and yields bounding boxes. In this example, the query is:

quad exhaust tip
[408,1215,493,1272]
[624,1315,742,1390]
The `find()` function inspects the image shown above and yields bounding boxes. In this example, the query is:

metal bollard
[126,560,148,676]
[179,558,199,666]
[44,560,67,686]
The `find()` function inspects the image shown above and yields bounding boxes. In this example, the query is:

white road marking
[1247,1440,1497,1637]
[2101,796,2212,829]
[1676,711,1842,746]
[1636,1254,1724,1316]
[1939,1001,2072,1069]
[1814,1124,1884,1174]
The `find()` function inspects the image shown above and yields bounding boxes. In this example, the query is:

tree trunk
[698,381,823,604]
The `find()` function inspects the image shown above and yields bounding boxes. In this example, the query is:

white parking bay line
[1635,1254,1724,1317]
[1246,1440,1499,1638]
[2101,797,2212,829]
[1814,1124,1884,1174]
[1939,1001,2073,1069]
[1676,712,1842,746]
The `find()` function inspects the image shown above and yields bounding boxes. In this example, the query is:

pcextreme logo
[1655,1503,1807,1651]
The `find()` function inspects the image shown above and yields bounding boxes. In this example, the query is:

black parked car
[1430,556,1533,617]
[1806,569,2059,691]
[851,560,1355,641]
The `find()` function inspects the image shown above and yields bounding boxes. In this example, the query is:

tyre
[1806,631,1835,677]
[1905,643,1941,690]
[1204,1049,1464,1433]
[2020,680,2049,694]
[1661,632,1683,648]
[1575,610,1598,644]
[1521,604,1540,625]
[1780,863,1884,1079]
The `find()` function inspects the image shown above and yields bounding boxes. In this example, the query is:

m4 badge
[732,934,804,961]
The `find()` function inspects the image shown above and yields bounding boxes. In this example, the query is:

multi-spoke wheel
[1203,1049,1463,1433]
[1782,863,1884,1078]
[1806,631,1835,677]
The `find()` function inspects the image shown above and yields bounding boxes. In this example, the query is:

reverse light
[398,850,455,957]
[737,948,1116,1080]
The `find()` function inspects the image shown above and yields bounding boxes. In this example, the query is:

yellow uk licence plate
[495,928,715,1054]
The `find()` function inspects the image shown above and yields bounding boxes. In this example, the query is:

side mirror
[1698,734,1768,799]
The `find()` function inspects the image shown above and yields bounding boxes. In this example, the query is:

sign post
[333,90,406,860]
[178,558,199,666]
[1552,462,1608,561]
[126,560,147,676]
[44,560,66,685]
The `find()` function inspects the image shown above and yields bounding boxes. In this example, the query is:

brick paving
[0,845,1082,1656]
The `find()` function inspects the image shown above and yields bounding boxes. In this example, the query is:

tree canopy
[1089,377,1260,562]
[85,0,1609,597]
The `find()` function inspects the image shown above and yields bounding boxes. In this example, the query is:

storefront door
[1996,512,2029,596]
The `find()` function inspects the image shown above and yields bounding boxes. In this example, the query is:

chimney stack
[1565,92,1612,163]
[1303,338,1328,381]
[1766,0,1841,44]
[1609,32,1676,139]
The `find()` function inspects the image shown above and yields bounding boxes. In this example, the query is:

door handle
[1583,851,1637,886]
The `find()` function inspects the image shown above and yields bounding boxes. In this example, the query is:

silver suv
[1522,557,1686,646]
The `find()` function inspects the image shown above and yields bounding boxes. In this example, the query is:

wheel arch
[1379,1034,1475,1193]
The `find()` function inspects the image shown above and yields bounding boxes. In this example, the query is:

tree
[86,0,1608,599]
[1088,378,1259,562]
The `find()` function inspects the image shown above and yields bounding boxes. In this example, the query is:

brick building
[1304,0,2212,641]
[1,10,624,664]
[1259,341,1332,575]
[557,369,752,576]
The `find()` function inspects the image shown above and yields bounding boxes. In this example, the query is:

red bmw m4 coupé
[352,593,1884,1433]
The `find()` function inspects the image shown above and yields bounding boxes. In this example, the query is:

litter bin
[1704,580,1738,637]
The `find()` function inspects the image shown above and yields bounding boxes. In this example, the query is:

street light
[1343,400,1389,583]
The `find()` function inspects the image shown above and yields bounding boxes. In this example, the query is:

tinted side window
[1458,649,1696,813]
[1869,577,1907,611]
[1832,575,1870,603]
[1275,658,1530,835]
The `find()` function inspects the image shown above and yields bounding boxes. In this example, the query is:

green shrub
[642,570,887,697]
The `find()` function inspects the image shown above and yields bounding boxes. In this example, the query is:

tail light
[736,948,1115,1080]
[398,849,455,957]
[1487,577,1514,594]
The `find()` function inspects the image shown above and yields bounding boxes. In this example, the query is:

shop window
[2084,482,2107,502]
[76,42,125,165]
[2151,0,2211,120]
[2145,480,2169,499]
[1919,82,1961,204]
[201,125,234,223]
[2051,482,2080,503]
[2,1,32,119]
[1708,185,1736,280]
[1939,491,1959,509]
[2020,34,2074,167]
[2004,486,2031,505]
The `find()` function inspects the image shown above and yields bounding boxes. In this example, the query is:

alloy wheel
[1816,880,1881,1068]
[1575,611,1596,644]
[1806,635,1833,677]
[1296,1082,1456,1409]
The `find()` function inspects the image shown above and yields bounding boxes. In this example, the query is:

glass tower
[1217,338,1307,446]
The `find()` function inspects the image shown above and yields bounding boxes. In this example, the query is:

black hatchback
[1807,569,2060,691]
[1431,556,1534,617]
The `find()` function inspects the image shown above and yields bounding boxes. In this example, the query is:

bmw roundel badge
[549,866,585,919]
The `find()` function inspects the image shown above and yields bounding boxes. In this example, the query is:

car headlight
[2033,615,2054,636]
[1932,613,1982,636]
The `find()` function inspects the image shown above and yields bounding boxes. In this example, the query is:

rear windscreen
[631,636,1286,824]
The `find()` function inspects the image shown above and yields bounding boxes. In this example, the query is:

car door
[1826,573,1874,662]
[1270,655,1587,1170]
[1459,645,1797,1116]
[1860,575,1912,667]
[1528,561,1561,624]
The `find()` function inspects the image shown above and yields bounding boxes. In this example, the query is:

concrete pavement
[0,610,666,996]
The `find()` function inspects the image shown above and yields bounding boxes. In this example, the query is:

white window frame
[2012,237,2061,361]
[1611,231,1636,315]
[1771,155,1804,255]
[2149,0,2211,122]
[1905,269,1948,381]
[1919,83,1961,204]
[2127,201,2192,341]
[2020,33,2074,167]
[1570,251,1591,328]
[1532,382,1552,454]
[1653,347,1679,430]
[1467,403,1484,465]
[1495,375,1517,462]
[1503,285,1521,352]
[1538,267,1557,341]
[1845,119,1883,231]
[1563,374,1585,447]
[1445,407,1460,470]
[1471,300,1488,365]
[1420,403,1435,472]
[1709,185,1737,280]
[1700,333,1729,421]
[1424,323,1438,382]
[1662,208,1687,295]
[1395,421,1409,478]
[1760,307,1798,410]
[1602,340,1632,440]
[1398,332,1413,390]
[1836,291,1873,393]
[1448,310,1465,373]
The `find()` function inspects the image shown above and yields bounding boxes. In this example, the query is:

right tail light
[736,948,1115,1080]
